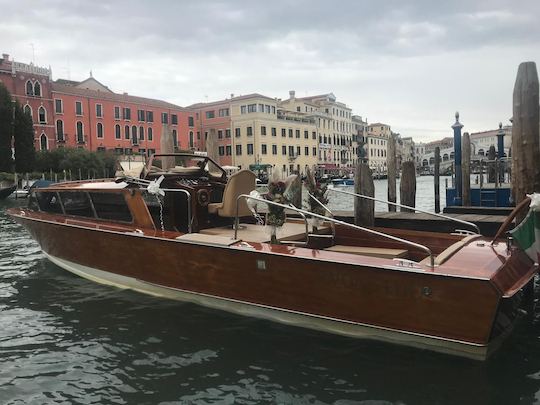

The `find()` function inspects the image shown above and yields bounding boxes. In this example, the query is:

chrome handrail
[235,193,434,268]
[328,188,481,235]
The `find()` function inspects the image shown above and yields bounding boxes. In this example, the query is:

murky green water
[1,180,539,405]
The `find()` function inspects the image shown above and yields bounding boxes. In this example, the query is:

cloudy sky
[2,0,539,141]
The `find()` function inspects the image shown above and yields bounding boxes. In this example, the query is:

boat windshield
[148,154,225,178]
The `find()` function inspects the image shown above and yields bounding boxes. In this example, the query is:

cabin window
[36,192,63,214]
[89,192,132,222]
[60,192,94,218]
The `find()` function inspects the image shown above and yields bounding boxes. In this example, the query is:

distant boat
[331,178,354,186]
[0,185,16,200]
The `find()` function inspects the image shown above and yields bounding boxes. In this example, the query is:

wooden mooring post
[400,161,416,212]
[462,132,471,206]
[387,135,396,212]
[434,147,440,213]
[354,163,374,226]
[512,62,540,223]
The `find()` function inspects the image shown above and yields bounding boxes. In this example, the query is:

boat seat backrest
[209,169,256,217]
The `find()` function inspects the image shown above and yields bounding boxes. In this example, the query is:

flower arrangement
[264,171,294,243]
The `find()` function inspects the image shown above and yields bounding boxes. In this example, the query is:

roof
[52,81,185,110]
[186,93,276,109]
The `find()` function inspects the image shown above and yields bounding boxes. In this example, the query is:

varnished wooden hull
[9,211,536,360]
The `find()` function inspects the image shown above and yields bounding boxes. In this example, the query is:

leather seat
[208,170,256,217]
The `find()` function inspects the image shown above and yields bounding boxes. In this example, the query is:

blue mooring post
[452,112,463,205]
[497,122,505,159]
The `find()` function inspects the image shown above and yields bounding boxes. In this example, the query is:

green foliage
[0,83,14,172]
[13,103,36,173]
[34,148,117,178]
[0,172,15,182]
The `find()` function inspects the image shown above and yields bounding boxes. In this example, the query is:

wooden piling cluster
[354,163,374,226]
[387,135,397,212]
[512,61,540,222]
[461,133,471,206]
[400,162,416,212]
[434,147,440,213]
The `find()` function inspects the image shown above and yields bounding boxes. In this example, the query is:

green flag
[510,207,540,263]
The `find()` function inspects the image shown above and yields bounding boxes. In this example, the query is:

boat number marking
[256,260,267,270]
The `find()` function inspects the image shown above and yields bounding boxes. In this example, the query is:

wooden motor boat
[7,153,537,360]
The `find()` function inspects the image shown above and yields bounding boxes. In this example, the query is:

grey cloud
[1,0,539,140]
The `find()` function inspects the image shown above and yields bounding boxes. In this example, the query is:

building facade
[281,91,355,172]
[0,53,55,151]
[2,52,386,177]
[0,53,190,157]
[470,125,512,157]
[365,123,391,173]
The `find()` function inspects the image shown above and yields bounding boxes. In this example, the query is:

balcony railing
[76,134,86,144]
[56,133,66,143]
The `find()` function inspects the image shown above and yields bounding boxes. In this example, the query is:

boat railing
[328,188,481,235]
[234,194,435,268]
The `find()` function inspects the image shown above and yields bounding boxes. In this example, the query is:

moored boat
[6,153,537,360]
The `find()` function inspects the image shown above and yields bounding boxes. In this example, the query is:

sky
[1,0,539,142]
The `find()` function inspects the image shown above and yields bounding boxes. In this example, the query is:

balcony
[76,134,87,144]
[288,154,298,162]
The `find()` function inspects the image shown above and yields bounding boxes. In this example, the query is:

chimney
[289,90,295,99]
[230,93,234,98]
[1,53,9,61]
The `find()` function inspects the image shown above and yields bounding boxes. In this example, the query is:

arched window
[124,125,130,139]
[173,129,178,147]
[76,121,84,143]
[422,159,428,167]
[189,131,193,148]
[139,126,144,141]
[34,81,41,97]
[115,124,121,139]
[40,133,48,150]
[148,127,153,141]
[478,149,485,156]
[443,153,449,161]
[23,104,32,117]
[26,80,34,96]
[97,122,104,138]
[450,152,455,159]
[38,106,46,124]
[429,157,435,165]
[131,125,138,145]
[56,120,64,141]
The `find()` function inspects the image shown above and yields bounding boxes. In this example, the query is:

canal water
[1,177,540,405]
